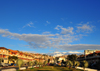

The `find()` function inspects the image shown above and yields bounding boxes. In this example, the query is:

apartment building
[77,50,100,64]
[84,49,100,55]
[0,47,51,64]
[0,47,8,63]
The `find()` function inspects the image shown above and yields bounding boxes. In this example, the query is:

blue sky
[0,0,100,56]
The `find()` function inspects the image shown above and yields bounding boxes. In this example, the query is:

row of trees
[0,56,49,70]
[10,58,48,70]
[66,54,88,71]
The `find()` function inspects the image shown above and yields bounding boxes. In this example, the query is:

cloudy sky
[0,0,100,56]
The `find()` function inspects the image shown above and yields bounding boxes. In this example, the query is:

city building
[0,47,51,64]
[77,49,100,64]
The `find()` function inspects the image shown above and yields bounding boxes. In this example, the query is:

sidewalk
[77,67,98,71]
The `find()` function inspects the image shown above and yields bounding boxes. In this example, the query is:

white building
[84,49,100,55]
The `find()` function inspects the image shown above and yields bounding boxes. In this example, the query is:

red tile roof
[8,49,18,53]
[95,51,100,53]
[0,47,7,49]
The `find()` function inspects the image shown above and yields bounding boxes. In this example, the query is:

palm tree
[74,61,80,69]
[54,57,59,63]
[66,60,73,69]
[29,61,33,68]
[67,54,77,66]
[16,59,23,70]
[34,60,38,67]
[81,60,88,71]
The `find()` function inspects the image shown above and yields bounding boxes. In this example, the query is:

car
[0,63,9,67]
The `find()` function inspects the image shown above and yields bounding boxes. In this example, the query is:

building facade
[0,47,51,64]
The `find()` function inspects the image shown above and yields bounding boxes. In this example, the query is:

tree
[74,61,80,69]
[48,59,50,63]
[66,60,73,68]
[81,60,88,71]
[43,61,48,66]
[16,59,23,70]
[54,57,59,63]
[34,60,38,67]
[29,61,33,68]
[39,62,42,67]
[8,56,18,62]
[67,54,77,66]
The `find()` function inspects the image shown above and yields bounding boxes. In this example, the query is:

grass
[19,66,83,71]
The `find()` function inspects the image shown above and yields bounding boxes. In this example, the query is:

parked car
[0,63,9,67]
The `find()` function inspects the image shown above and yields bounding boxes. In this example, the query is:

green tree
[34,60,38,67]
[43,61,48,66]
[67,54,77,66]
[29,61,33,68]
[54,57,59,63]
[66,60,73,68]
[74,61,80,69]
[8,56,18,63]
[48,59,50,63]
[16,59,23,70]
[81,60,88,71]
[39,62,42,67]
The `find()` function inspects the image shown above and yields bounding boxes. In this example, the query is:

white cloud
[58,44,100,50]
[45,21,50,26]
[61,18,64,21]
[48,51,82,57]
[70,22,72,24]
[42,32,50,34]
[0,24,98,51]
[0,28,77,49]
[0,28,72,48]
[22,50,36,53]
[62,52,66,54]
[54,53,64,57]
[23,22,35,28]
[61,18,67,21]
[54,51,61,54]
[67,51,81,54]
[46,21,50,24]
[55,25,74,34]
[76,22,95,33]
[98,20,100,22]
